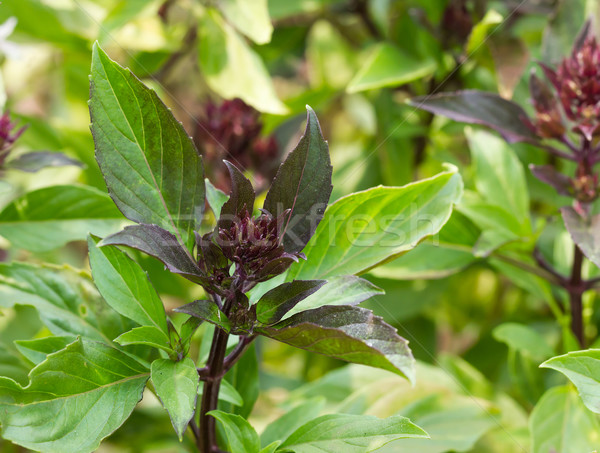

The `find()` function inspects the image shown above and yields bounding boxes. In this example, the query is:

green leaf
[5,151,82,172]
[0,262,133,343]
[466,129,531,235]
[219,0,273,44]
[100,224,204,283]
[208,410,260,453]
[264,106,333,253]
[493,323,555,361]
[256,305,415,382]
[280,275,382,320]
[0,338,149,453]
[174,300,231,333]
[198,378,244,406]
[260,397,325,447]
[0,185,124,252]
[287,167,462,280]
[151,357,199,440]
[89,43,205,249]
[562,207,600,267]
[529,386,600,453]
[255,280,326,325]
[219,161,255,230]
[541,349,600,414]
[410,91,539,144]
[14,336,75,365]
[88,235,168,334]
[206,179,229,217]
[114,326,173,353]
[198,8,287,114]
[279,414,428,452]
[347,43,436,93]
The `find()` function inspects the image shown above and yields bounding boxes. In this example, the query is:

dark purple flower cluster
[0,111,25,154]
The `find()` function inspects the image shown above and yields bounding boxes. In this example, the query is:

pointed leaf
[219,160,255,230]
[562,207,600,267]
[174,300,231,333]
[347,43,436,93]
[410,91,539,143]
[100,224,204,282]
[89,43,205,249]
[5,151,82,172]
[279,414,428,452]
[151,357,199,440]
[206,178,229,217]
[264,106,333,253]
[0,185,124,252]
[256,279,326,325]
[541,349,600,414]
[208,410,260,453]
[114,326,173,353]
[0,338,149,453]
[256,305,415,382]
[280,276,383,320]
[288,167,462,280]
[88,235,168,334]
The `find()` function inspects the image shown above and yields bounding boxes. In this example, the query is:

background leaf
[219,0,273,44]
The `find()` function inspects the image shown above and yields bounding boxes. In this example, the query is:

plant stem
[199,323,230,452]
[568,244,585,347]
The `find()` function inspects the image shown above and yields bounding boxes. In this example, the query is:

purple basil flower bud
[529,73,566,139]
[0,111,25,159]
[217,208,302,287]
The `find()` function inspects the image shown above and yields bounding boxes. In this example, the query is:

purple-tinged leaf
[263,106,333,253]
[529,164,572,196]
[100,224,205,283]
[255,279,326,325]
[410,90,539,143]
[174,300,231,333]
[218,161,255,230]
[562,207,600,267]
[5,151,83,173]
[256,305,415,382]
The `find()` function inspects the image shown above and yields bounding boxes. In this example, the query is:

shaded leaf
[0,338,149,453]
[264,106,332,253]
[288,167,462,280]
[255,279,326,325]
[347,43,436,93]
[562,207,600,267]
[530,164,573,196]
[260,397,326,447]
[114,326,173,353]
[541,349,600,414]
[151,357,199,440]
[100,224,205,282]
[410,91,539,143]
[88,235,168,334]
[256,305,415,382]
[0,185,124,252]
[89,43,205,249]
[198,378,243,407]
[208,410,260,453]
[279,414,428,453]
[219,160,255,230]
[174,300,231,333]
[5,151,82,172]
[198,8,287,114]
[493,323,555,361]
